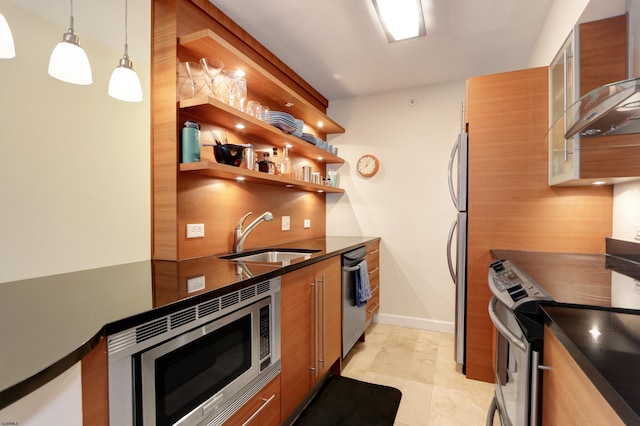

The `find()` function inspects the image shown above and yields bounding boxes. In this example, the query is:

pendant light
[108,0,143,102]
[0,12,15,58]
[48,0,92,85]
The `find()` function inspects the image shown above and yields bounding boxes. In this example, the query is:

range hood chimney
[565,77,640,138]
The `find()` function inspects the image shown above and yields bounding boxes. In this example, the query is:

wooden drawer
[366,289,380,324]
[365,242,380,265]
[223,374,281,426]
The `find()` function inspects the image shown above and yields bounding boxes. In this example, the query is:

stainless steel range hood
[565,77,640,138]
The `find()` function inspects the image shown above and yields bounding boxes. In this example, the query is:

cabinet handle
[319,274,326,371]
[368,249,380,255]
[367,303,379,314]
[241,394,276,426]
[368,267,380,275]
[311,279,319,378]
[371,285,380,295]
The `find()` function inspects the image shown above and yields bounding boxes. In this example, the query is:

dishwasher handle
[342,264,362,272]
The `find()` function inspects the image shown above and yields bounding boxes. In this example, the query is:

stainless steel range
[485,259,552,426]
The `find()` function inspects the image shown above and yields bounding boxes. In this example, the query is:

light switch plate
[282,216,290,231]
[304,219,311,229]
[187,275,205,293]
[634,225,640,241]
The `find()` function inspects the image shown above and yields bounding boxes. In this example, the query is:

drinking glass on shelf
[199,58,224,97]
[246,100,261,118]
[220,70,241,107]
[235,78,247,112]
[257,105,270,121]
[182,61,203,99]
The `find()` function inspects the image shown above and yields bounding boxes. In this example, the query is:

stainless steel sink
[220,248,320,264]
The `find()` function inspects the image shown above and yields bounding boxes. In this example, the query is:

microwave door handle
[488,296,527,352]
[447,219,457,283]
[448,135,460,210]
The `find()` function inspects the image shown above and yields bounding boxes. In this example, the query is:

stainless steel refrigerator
[447,127,468,373]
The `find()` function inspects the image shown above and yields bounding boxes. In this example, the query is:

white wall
[0,364,82,426]
[0,1,150,421]
[0,0,151,283]
[327,81,465,330]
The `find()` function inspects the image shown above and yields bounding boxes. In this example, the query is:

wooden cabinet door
[542,326,623,425]
[280,266,315,421]
[316,257,341,378]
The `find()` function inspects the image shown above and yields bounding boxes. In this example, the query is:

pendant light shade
[108,0,143,102]
[48,1,92,85]
[0,13,15,58]
[108,55,143,102]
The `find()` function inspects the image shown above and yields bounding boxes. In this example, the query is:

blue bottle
[181,121,201,163]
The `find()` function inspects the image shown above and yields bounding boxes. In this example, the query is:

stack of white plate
[264,111,297,134]
[301,133,317,144]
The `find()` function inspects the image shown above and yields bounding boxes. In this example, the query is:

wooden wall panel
[466,67,613,382]
[579,14,628,96]
[81,338,108,426]
[177,174,326,258]
[152,0,180,260]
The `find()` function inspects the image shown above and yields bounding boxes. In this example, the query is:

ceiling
[210,0,555,100]
[9,0,556,101]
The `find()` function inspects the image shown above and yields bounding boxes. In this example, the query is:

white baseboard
[374,313,455,334]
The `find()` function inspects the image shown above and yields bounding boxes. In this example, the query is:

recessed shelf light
[236,176,246,181]
[317,121,324,128]
[235,123,245,129]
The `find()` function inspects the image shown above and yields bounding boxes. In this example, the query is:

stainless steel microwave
[107,277,281,426]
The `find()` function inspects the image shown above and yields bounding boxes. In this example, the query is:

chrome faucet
[234,211,274,253]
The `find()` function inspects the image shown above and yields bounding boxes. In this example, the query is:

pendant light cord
[124,0,129,57]
[69,0,75,33]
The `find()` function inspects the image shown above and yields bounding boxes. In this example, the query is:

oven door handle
[488,296,527,352]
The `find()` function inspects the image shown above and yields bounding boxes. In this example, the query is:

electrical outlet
[634,225,640,241]
[304,219,311,229]
[186,223,205,238]
[187,275,205,293]
[281,216,291,231]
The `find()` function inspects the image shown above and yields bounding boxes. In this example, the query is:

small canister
[181,121,200,163]
[244,144,254,169]
[311,172,321,184]
[302,166,312,182]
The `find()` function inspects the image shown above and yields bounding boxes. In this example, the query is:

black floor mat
[293,376,402,426]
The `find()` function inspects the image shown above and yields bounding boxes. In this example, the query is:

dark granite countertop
[543,306,640,424]
[491,240,640,423]
[0,236,379,409]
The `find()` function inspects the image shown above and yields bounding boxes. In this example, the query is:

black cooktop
[492,240,640,310]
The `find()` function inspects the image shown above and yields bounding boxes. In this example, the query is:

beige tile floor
[341,323,496,426]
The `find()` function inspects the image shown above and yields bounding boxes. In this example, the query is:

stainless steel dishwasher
[342,246,367,358]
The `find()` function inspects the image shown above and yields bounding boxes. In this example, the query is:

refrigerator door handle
[448,135,460,210]
[447,218,457,284]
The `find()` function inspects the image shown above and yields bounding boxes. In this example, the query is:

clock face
[357,154,379,177]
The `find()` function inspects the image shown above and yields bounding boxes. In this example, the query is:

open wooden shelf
[179,29,345,136]
[180,97,344,164]
[180,161,345,193]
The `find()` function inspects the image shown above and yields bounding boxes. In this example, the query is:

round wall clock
[356,154,379,177]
